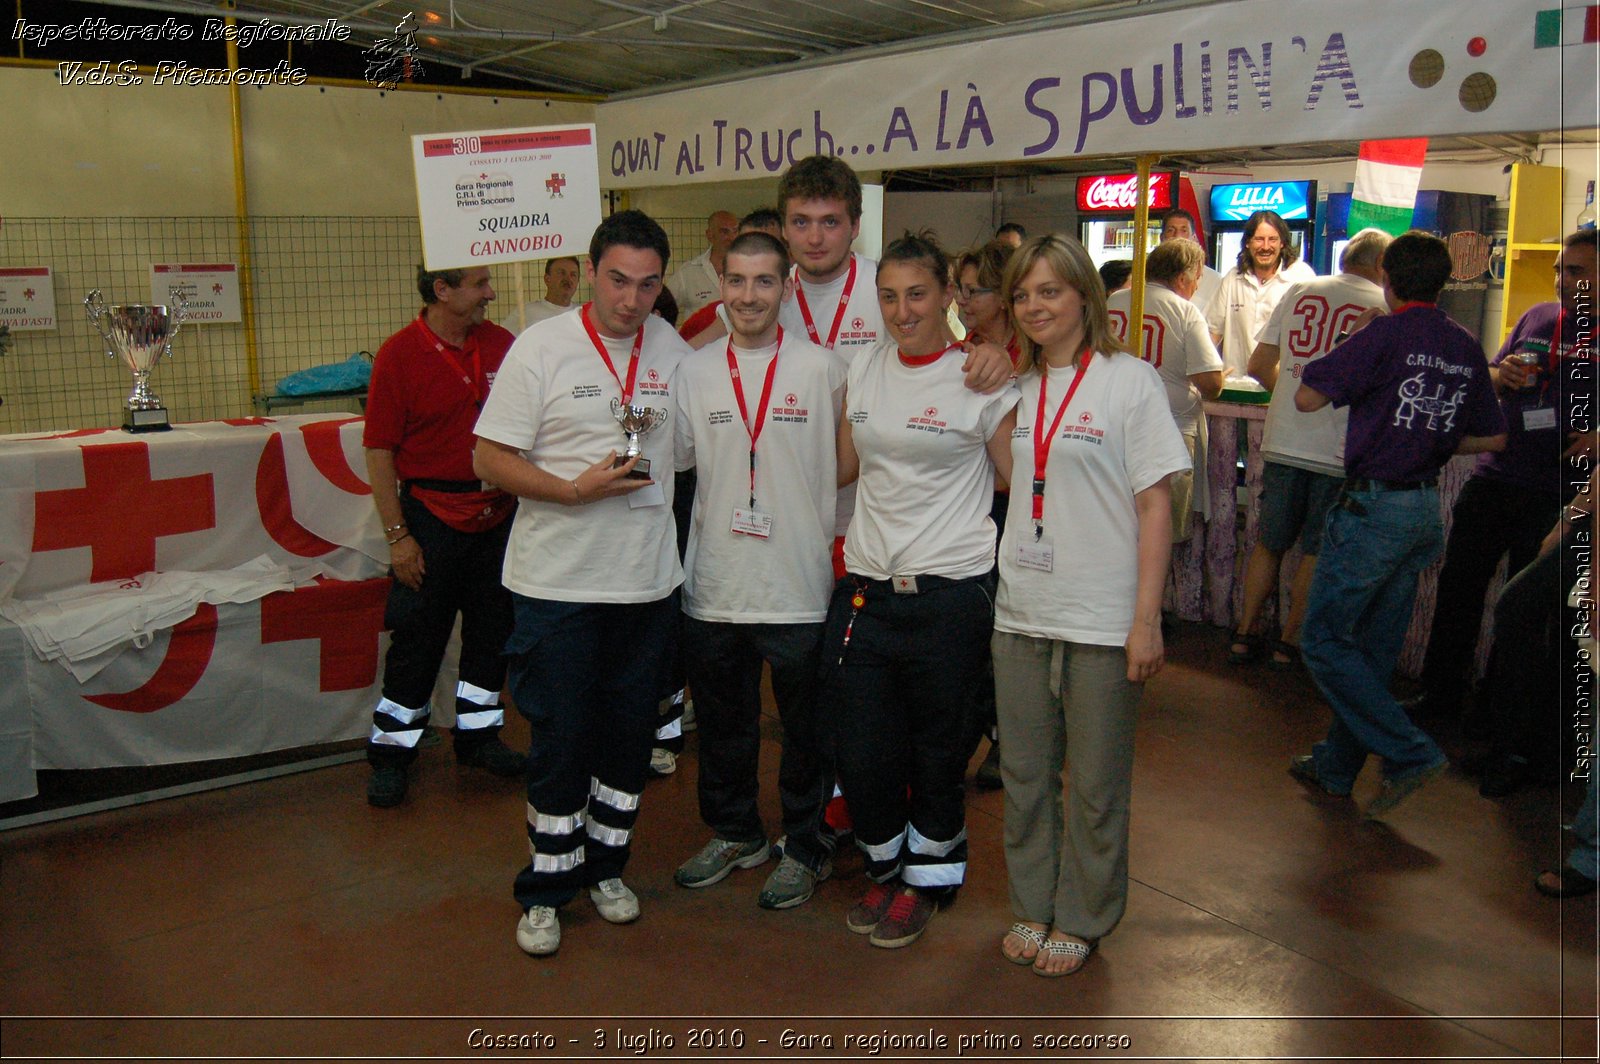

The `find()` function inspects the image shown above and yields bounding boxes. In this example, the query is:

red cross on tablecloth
[32,442,216,583]
[259,576,389,692]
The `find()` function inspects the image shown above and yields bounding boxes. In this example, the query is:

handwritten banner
[596,0,1574,189]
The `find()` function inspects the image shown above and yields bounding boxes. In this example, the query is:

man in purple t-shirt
[1287,231,1507,819]
[1406,230,1598,737]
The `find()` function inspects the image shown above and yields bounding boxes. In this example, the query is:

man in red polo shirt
[361,264,526,807]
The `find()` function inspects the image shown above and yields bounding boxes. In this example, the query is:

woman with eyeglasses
[956,239,1021,367]
[823,231,1019,950]
[988,234,1189,977]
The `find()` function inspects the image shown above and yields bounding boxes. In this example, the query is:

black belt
[1344,476,1437,493]
[851,573,974,596]
[404,478,488,494]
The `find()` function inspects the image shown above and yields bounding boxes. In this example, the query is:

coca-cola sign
[1076,172,1176,213]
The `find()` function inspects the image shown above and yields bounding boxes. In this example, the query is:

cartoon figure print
[1393,373,1465,432]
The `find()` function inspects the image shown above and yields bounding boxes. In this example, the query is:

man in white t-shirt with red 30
[1229,228,1392,668]
[473,210,694,958]
[1106,238,1224,544]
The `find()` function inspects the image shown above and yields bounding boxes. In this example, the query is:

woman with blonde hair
[988,234,1189,976]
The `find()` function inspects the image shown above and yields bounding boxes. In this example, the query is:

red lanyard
[794,256,857,349]
[1031,352,1092,536]
[416,315,484,407]
[581,302,643,407]
[726,328,783,508]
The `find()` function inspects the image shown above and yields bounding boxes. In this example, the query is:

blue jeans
[1572,776,1600,882]
[1300,485,1446,792]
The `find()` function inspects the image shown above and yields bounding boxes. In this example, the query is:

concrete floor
[2,624,1595,1062]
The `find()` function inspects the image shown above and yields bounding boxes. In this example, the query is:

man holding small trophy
[473,210,694,958]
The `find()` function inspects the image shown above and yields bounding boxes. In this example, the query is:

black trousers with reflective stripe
[819,573,993,890]
[509,594,676,911]
[368,493,512,766]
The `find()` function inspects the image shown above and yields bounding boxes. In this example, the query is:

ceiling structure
[80,0,1580,182]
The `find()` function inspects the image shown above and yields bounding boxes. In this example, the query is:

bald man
[667,210,739,319]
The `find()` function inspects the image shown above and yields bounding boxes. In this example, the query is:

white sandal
[1001,922,1048,965]
[1031,935,1094,978]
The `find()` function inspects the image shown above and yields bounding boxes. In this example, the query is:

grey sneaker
[515,906,560,955]
[1366,757,1448,819]
[674,837,770,889]
[758,853,832,910]
[588,878,640,923]
[648,748,678,776]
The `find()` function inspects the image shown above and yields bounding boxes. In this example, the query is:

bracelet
[383,522,406,534]
[571,478,583,505]
[386,531,411,546]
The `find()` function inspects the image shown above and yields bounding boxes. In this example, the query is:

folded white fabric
[0,555,298,682]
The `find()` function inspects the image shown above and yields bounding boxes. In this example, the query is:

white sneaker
[649,748,677,776]
[589,878,640,923]
[516,905,560,955]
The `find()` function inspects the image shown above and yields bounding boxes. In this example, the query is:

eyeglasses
[957,285,996,300]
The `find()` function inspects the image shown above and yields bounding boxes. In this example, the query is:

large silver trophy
[85,289,189,432]
[610,398,667,479]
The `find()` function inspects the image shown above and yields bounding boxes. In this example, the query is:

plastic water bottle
[1579,180,1596,232]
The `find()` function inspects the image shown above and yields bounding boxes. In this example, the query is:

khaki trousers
[992,630,1141,941]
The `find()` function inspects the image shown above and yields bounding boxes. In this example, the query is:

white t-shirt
[474,307,691,603]
[1106,284,1223,436]
[1204,260,1316,380]
[779,253,885,536]
[779,254,884,361]
[995,353,1191,646]
[1256,271,1387,477]
[666,249,721,321]
[506,300,572,331]
[1192,265,1223,314]
[674,332,847,624]
[842,340,1019,580]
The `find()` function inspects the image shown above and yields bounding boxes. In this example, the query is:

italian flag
[1347,138,1428,237]
[1535,6,1600,47]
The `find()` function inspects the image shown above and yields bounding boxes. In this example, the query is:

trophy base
[614,454,653,480]
[123,407,172,433]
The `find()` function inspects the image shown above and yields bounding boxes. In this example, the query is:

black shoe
[1535,867,1598,898]
[456,736,526,777]
[367,763,408,807]
[974,739,1003,791]
[1398,691,1453,724]
[1479,757,1531,799]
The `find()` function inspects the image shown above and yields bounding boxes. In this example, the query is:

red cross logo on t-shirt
[924,407,938,418]
[852,317,865,331]
[33,442,216,583]
[647,368,660,382]
[785,393,798,406]
[1079,411,1094,424]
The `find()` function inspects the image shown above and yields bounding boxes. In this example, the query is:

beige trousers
[991,630,1141,941]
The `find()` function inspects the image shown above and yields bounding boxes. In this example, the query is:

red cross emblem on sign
[259,576,389,692]
[33,442,216,583]
[23,287,35,300]
[212,283,223,295]
[546,172,566,197]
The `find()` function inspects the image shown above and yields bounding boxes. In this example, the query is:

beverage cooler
[1321,188,1495,335]
[1208,180,1317,271]
[1076,171,1179,272]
